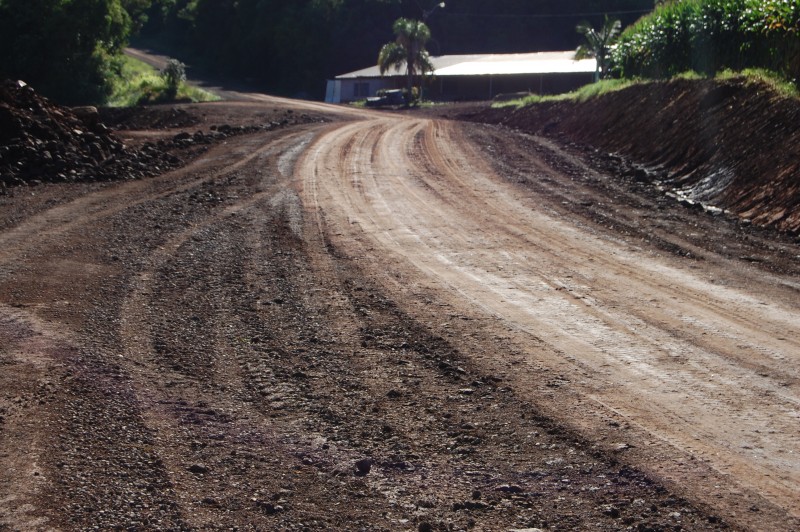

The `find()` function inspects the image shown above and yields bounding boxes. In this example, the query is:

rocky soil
[1,80,798,531]
[0,80,180,188]
[0,80,325,192]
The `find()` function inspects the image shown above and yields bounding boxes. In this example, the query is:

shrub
[613,0,800,83]
[161,59,186,99]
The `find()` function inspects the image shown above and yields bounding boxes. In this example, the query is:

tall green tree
[378,17,434,98]
[122,0,155,32]
[0,0,131,103]
[576,15,622,81]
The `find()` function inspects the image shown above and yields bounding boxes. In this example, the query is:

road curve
[298,114,800,528]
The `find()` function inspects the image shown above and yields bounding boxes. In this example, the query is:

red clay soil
[0,85,744,532]
[470,78,800,234]
[2,80,799,531]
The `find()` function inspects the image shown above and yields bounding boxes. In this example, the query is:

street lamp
[423,2,445,21]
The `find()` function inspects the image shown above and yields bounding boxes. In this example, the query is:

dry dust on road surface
[1,92,798,531]
[299,114,800,530]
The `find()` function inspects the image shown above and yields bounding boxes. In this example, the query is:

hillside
[471,78,800,235]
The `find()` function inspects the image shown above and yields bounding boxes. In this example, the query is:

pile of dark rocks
[98,106,200,130]
[0,80,181,191]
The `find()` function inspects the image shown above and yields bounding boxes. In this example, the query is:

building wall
[328,72,594,103]
[324,80,342,103]
[431,72,595,101]
[326,78,397,103]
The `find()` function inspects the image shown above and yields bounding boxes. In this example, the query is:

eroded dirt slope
[470,78,800,234]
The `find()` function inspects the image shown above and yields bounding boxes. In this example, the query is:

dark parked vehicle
[365,89,406,107]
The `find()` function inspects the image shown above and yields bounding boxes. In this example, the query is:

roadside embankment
[471,78,800,234]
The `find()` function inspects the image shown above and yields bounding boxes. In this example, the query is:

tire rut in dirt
[48,351,188,530]
[270,229,730,531]
[94,120,728,529]
[106,138,328,529]
[299,114,799,529]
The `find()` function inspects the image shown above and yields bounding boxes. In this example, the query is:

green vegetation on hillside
[0,0,131,104]
[493,67,799,109]
[613,0,800,82]
[108,55,219,107]
[493,78,642,108]
[498,0,800,109]
[717,67,799,98]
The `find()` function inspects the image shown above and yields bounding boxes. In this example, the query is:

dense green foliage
[0,0,131,103]
[613,0,800,81]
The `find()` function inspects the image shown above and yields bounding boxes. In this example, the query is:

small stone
[187,464,209,474]
[354,458,372,476]
[494,484,524,493]
[453,500,489,511]
[255,500,283,515]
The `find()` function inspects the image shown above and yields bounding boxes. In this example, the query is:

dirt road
[1,95,798,530]
[300,113,800,528]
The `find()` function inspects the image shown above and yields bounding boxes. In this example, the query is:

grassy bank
[492,78,641,108]
[108,55,219,107]
[494,69,798,109]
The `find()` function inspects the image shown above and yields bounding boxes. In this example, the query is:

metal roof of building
[336,51,596,79]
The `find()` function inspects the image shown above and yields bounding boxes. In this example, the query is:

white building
[325,51,597,103]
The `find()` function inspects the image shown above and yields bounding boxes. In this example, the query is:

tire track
[298,113,800,529]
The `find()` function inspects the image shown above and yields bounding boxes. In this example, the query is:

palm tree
[576,15,622,82]
[378,18,434,101]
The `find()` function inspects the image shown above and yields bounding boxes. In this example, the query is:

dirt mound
[470,78,800,234]
[0,80,181,190]
[97,103,329,133]
[97,106,200,130]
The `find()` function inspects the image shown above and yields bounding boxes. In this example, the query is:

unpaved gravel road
[1,92,799,531]
[300,113,800,529]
